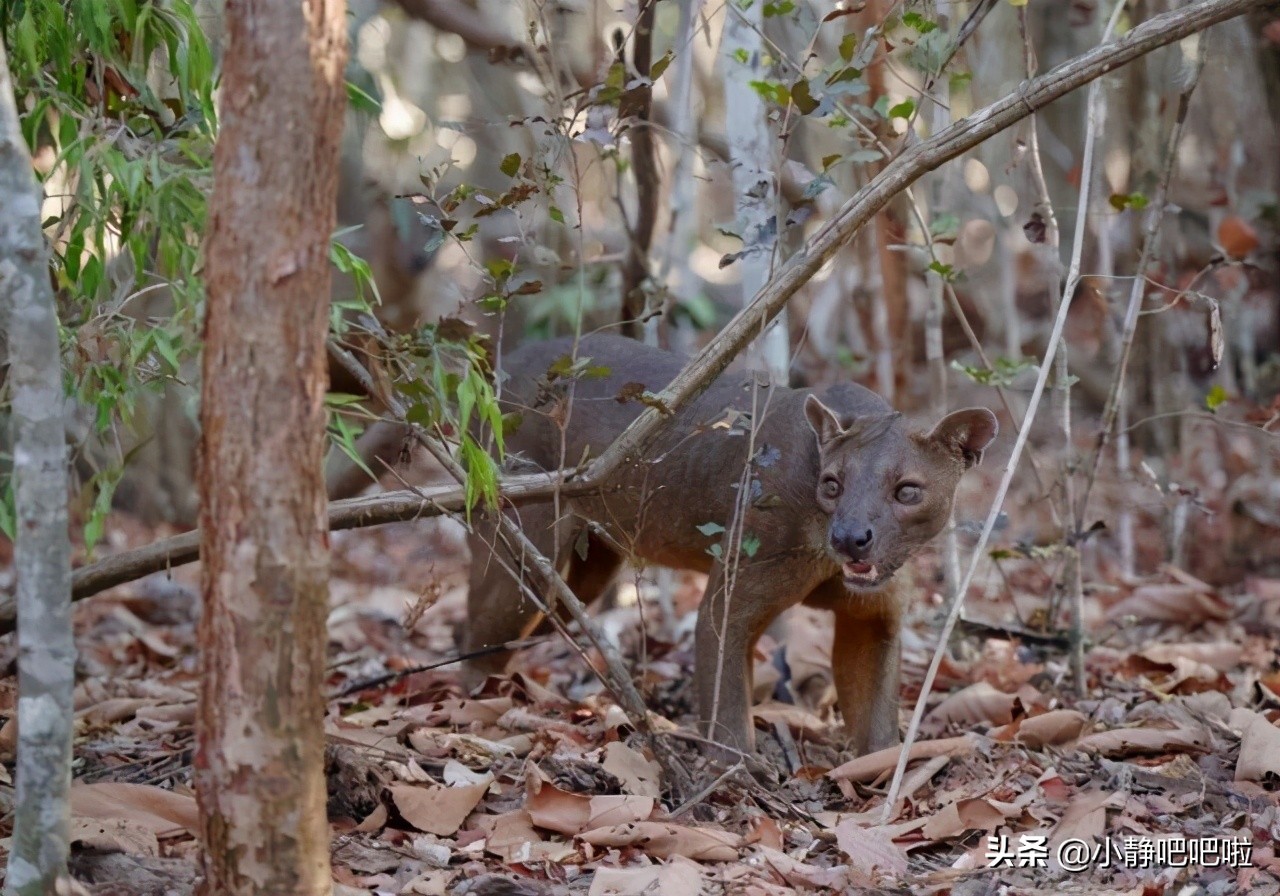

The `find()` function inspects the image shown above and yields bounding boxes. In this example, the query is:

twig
[667,761,747,818]
[333,636,553,698]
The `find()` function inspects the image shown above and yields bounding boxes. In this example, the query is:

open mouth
[842,560,880,586]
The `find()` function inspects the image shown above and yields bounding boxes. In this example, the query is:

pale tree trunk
[651,0,701,355]
[721,0,788,382]
[196,1,347,893]
[0,41,76,896]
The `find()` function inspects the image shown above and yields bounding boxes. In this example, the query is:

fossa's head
[805,395,998,592]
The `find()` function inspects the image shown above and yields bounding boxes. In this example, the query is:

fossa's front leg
[805,577,904,755]
[694,559,819,754]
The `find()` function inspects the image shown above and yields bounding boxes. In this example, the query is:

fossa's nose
[831,522,874,559]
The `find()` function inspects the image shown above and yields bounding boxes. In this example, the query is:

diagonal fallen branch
[8,0,1262,640]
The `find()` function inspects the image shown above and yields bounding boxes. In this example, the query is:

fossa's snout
[829,519,874,559]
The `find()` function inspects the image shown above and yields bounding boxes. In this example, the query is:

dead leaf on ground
[525,763,654,835]
[1075,725,1209,757]
[828,735,974,782]
[601,742,661,799]
[991,709,1089,748]
[919,797,1015,840]
[69,817,160,857]
[477,809,577,864]
[927,681,1020,727]
[389,781,488,836]
[833,819,908,884]
[1231,707,1280,781]
[755,846,850,890]
[751,700,828,739]
[588,856,706,896]
[69,782,200,837]
[579,821,741,861]
[1106,583,1230,624]
[1049,789,1126,848]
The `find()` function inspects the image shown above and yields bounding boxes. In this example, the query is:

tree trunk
[721,0,788,381]
[1,40,76,896]
[195,1,347,893]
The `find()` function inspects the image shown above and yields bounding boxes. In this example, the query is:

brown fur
[464,335,997,755]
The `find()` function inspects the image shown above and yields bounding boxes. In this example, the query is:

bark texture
[722,0,788,381]
[1,40,76,896]
[195,1,347,893]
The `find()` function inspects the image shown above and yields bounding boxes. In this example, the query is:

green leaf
[696,521,726,537]
[748,80,791,106]
[1108,192,1149,212]
[549,206,565,224]
[888,98,916,119]
[500,152,522,178]
[949,356,1038,387]
[838,32,858,63]
[901,11,939,33]
[345,80,381,114]
[763,0,795,16]
[1204,384,1228,412]
[733,47,750,65]
[790,78,819,114]
[741,533,761,558]
[650,51,674,82]
[927,259,955,281]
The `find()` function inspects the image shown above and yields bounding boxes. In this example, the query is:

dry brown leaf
[402,697,514,728]
[601,742,661,799]
[927,682,1019,727]
[579,821,741,861]
[991,709,1089,748]
[744,815,784,851]
[400,869,456,896]
[833,819,908,883]
[588,856,706,896]
[69,783,199,837]
[919,797,1011,840]
[1139,642,1242,672]
[1230,708,1280,782]
[828,735,974,782]
[525,764,654,835]
[69,818,160,857]
[755,846,850,890]
[751,701,828,739]
[1106,583,1230,624]
[1075,725,1208,757]
[389,782,488,836]
[1049,788,1125,847]
[76,698,160,726]
[479,810,577,864]
[354,803,387,833]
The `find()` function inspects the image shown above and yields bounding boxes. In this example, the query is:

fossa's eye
[895,483,923,505]
[821,476,842,499]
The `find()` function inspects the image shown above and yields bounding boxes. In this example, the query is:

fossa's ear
[927,408,999,468]
[806,395,900,450]
[804,395,846,447]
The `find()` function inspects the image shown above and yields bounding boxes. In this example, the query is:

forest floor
[1,413,1279,896]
